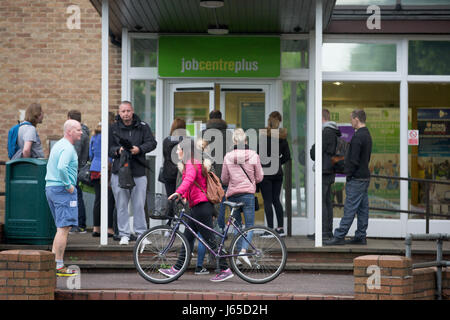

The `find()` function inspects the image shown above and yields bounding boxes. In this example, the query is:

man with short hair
[309,109,342,241]
[325,109,372,246]
[67,109,90,234]
[109,101,157,245]
[201,110,233,233]
[45,119,82,276]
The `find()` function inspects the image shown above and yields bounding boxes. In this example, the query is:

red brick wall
[0,0,122,221]
[0,250,56,300]
[354,255,450,300]
[413,267,436,300]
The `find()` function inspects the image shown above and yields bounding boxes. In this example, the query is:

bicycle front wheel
[229,226,287,284]
[133,225,191,284]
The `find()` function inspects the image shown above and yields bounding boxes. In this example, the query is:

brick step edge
[64,260,354,271]
[55,289,355,300]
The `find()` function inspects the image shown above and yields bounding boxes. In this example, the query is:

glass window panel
[408,83,450,220]
[336,0,395,5]
[174,91,209,136]
[402,0,450,5]
[131,80,156,130]
[281,39,309,69]
[409,41,450,75]
[282,81,307,218]
[323,43,396,72]
[131,38,157,68]
[323,82,400,219]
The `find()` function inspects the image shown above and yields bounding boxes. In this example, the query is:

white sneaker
[119,236,129,245]
[139,238,151,253]
[238,249,252,267]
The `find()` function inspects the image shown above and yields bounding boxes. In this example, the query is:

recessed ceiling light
[207,25,229,35]
[200,0,224,8]
[333,82,343,86]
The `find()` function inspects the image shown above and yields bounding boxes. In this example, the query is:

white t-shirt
[11,123,45,159]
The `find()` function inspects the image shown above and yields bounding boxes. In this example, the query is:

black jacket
[258,128,291,179]
[162,135,183,183]
[109,114,157,177]
[344,126,372,180]
[310,122,342,174]
[201,118,233,179]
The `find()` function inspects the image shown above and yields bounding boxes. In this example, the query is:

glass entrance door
[170,83,215,137]
[220,85,269,225]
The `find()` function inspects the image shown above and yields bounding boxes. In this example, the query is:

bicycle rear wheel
[229,226,287,284]
[133,225,191,284]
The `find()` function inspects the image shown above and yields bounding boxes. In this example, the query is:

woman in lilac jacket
[221,128,264,264]
[162,138,233,282]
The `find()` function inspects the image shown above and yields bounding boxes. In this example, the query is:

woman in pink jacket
[221,128,264,266]
[161,138,233,282]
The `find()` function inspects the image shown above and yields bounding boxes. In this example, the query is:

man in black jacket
[309,109,341,241]
[109,101,157,245]
[202,110,233,233]
[325,109,372,246]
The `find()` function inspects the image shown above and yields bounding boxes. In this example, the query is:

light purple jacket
[221,147,264,198]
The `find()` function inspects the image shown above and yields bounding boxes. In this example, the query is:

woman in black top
[258,111,291,236]
[161,118,186,225]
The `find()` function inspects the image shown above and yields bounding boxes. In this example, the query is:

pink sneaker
[210,268,234,282]
[158,266,179,278]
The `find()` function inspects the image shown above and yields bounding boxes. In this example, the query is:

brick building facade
[0,0,122,221]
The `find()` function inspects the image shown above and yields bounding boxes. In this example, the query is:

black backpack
[331,136,349,174]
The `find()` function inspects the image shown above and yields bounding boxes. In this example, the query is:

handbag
[158,167,166,184]
[192,164,225,205]
[78,161,94,187]
[238,164,260,211]
[118,151,135,189]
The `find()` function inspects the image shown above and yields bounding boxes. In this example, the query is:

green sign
[158,36,280,78]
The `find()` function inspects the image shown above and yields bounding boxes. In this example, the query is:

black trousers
[260,177,284,229]
[164,180,177,225]
[92,178,115,228]
[175,201,228,271]
[322,174,335,237]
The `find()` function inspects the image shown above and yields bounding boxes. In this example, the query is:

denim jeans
[227,193,255,251]
[334,179,370,240]
[217,186,228,230]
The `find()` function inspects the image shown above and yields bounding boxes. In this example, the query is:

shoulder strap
[192,163,208,196]
[239,164,252,184]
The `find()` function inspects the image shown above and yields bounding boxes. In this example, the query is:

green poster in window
[158,36,280,78]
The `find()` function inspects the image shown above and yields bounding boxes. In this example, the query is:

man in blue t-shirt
[45,119,82,277]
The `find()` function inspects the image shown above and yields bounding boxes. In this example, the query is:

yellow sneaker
[56,266,78,277]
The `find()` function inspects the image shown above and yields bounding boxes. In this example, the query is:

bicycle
[133,195,287,284]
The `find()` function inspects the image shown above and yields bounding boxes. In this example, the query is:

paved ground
[56,271,354,296]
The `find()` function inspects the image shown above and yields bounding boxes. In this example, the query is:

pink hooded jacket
[221,148,264,198]
[175,160,209,208]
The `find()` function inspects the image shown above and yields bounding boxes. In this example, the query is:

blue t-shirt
[45,138,78,189]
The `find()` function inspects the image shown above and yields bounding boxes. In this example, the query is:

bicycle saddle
[223,201,244,209]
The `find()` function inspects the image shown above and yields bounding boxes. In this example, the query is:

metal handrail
[405,233,450,300]
[333,174,450,233]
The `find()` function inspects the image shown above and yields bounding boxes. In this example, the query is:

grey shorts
[45,186,78,228]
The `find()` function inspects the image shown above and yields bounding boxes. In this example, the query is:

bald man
[45,119,82,277]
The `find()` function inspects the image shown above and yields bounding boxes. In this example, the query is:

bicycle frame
[165,206,258,260]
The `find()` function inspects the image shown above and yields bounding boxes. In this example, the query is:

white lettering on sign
[180,58,259,74]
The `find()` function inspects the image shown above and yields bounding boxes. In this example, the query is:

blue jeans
[217,186,228,230]
[196,232,207,267]
[334,179,370,240]
[228,193,255,251]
